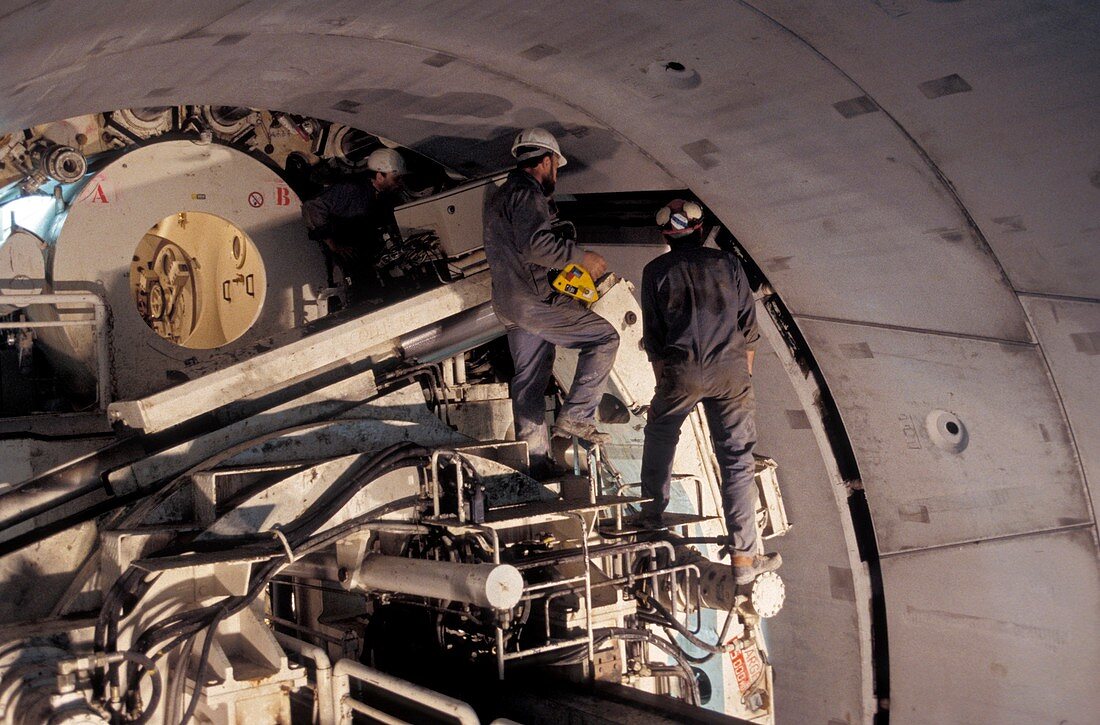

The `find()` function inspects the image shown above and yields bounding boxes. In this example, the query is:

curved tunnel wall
[1,2,1097,723]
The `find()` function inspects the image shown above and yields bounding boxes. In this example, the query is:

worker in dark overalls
[302,148,406,304]
[483,128,619,479]
[639,199,781,585]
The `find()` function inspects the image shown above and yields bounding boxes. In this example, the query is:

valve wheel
[148,283,165,319]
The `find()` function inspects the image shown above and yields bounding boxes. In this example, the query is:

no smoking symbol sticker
[248,191,264,208]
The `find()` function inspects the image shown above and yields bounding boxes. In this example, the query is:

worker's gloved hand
[582,250,608,279]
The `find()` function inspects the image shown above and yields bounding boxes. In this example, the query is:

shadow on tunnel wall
[285,87,624,178]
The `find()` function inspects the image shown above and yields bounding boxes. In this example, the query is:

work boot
[732,552,783,585]
[551,417,612,445]
[635,503,664,530]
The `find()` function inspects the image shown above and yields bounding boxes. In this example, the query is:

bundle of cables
[512,626,703,707]
[93,440,430,724]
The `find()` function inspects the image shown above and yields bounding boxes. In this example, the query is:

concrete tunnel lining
[1,2,1097,723]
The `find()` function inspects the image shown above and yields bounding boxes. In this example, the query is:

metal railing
[0,292,110,409]
[333,658,480,725]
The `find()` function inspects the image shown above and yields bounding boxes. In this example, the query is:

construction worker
[639,199,781,585]
[302,147,406,302]
[483,128,619,478]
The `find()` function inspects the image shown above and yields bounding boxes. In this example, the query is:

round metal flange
[749,571,785,618]
[329,124,380,170]
[113,107,174,136]
[201,105,254,136]
[43,145,87,183]
[42,140,326,399]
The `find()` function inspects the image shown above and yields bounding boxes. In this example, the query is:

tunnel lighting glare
[0,194,60,242]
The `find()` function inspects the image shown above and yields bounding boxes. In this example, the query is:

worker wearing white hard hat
[365,147,407,182]
[302,146,408,304]
[510,127,568,168]
[640,199,781,585]
[483,128,618,478]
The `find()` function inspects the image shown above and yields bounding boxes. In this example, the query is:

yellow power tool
[552,263,600,305]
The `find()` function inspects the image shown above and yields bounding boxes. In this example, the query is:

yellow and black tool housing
[552,263,600,305]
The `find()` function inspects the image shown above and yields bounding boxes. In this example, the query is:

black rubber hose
[636,592,728,655]
[121,651,161,725]
[130,443,426,655]
[122,442,430,713]
[164,630,197,722]
[577,628,702,707]
[282,443,427,543]
[177,607,228,725]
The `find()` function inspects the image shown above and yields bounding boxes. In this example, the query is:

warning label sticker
[730,647,764,694]
[248,191,264,208]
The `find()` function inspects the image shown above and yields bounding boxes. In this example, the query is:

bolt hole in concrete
[129,211,266,348]
[925,409,968,453]
[646,59,702,89]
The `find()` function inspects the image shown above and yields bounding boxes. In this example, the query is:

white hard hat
[366,148,407,175]
[656,199,704,237]
[511,127,567,167]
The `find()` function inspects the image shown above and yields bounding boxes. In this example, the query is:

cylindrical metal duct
[679,546,786,619]
[397,301,504,363]
[287,553,524,610]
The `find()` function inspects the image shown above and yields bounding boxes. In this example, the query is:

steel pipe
[275,632,335,725]
[397,300,504,363]
[285,553,524,610]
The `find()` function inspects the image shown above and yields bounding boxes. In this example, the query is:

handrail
[275,631,335,725]
[332,658,480,725]
[0,291,110,410]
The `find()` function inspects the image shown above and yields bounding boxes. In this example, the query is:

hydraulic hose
[118,442,430,717]
[636,591,733,655]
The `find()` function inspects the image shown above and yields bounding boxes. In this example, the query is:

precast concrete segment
[881,527,1100,724]
[748,0,1100,300]
[1020,294,1100,532]
[799,317,1091,555]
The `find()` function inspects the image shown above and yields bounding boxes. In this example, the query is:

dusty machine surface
[0,108,789,724]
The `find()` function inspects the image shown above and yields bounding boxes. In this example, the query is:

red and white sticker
[730,647,764,694]
[247,191,264,208]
